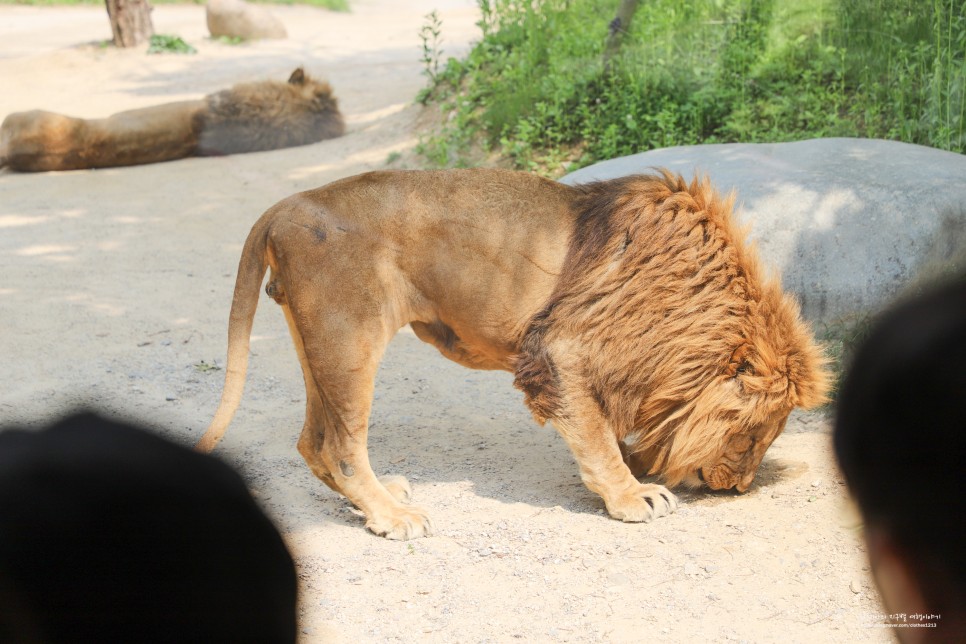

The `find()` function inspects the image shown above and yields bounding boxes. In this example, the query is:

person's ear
[865,527,929,643]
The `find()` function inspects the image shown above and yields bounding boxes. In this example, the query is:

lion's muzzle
[701,464,753,492]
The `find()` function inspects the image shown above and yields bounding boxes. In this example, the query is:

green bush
[419,0,966,174]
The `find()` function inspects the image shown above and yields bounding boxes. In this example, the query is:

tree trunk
[105,0,154,48]
[603,0,642,71]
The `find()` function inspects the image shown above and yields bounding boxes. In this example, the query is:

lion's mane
[514,170,828,485]
[196,67,344,156]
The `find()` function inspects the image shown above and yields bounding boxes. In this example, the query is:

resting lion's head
[517,171,830,493]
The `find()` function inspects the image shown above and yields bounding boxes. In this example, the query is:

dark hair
[834,275,966,601]
[0,412,297,643]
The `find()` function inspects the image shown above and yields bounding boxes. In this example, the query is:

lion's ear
[288,67,306,85]
[736,360,754,376]
[725,344,753,378]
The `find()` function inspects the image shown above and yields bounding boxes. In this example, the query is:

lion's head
[517,170,830,493]
[640,275,830,492]
[198,67,345,156]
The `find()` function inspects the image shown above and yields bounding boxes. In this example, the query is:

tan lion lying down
[197,168,829,539]
[0,68,343,172]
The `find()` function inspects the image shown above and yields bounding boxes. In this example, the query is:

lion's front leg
[552,388,677,523]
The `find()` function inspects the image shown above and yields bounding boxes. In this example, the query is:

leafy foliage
[420,0,966,175]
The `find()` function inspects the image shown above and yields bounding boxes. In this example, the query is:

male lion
[0,68,343,172]
[197,168,829,540]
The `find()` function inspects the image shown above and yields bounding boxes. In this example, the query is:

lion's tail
[195,215,272,453]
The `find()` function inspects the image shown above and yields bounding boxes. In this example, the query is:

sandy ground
[0,2,895,642]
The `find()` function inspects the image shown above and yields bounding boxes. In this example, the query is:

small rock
[850,579,862,594]
[811,479,822,488]
[607,572,631,586]
[207,0,287,40]
[165,394,177,401]
[683,562,700,576]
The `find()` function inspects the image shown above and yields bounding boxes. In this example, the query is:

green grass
[419,0,966,174]
[147,33,196,53]
[0,0,349,9]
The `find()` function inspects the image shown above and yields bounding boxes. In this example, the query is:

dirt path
[1,3,891,642]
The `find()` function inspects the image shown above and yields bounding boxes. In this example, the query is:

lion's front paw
[379,475,413,503]
[604,483,678,523]
[365,504,434,540]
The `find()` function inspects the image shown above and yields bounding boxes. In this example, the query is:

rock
[562,139,966,326]
[207,0,287,41]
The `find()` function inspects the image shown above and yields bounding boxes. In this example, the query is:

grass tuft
[147,33,196,54]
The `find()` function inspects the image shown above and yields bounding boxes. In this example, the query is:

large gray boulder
[206,0,287,41]
[561,138,966,327]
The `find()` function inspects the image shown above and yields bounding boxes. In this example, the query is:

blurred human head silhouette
[834,275,966,643]
[0,411,297,643]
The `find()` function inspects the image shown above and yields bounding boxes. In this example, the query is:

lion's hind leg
[310,363,432,540]
[378,475,413,503]
[280,303,345,497]
[283,300,432,540]
[282,303,413,506]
